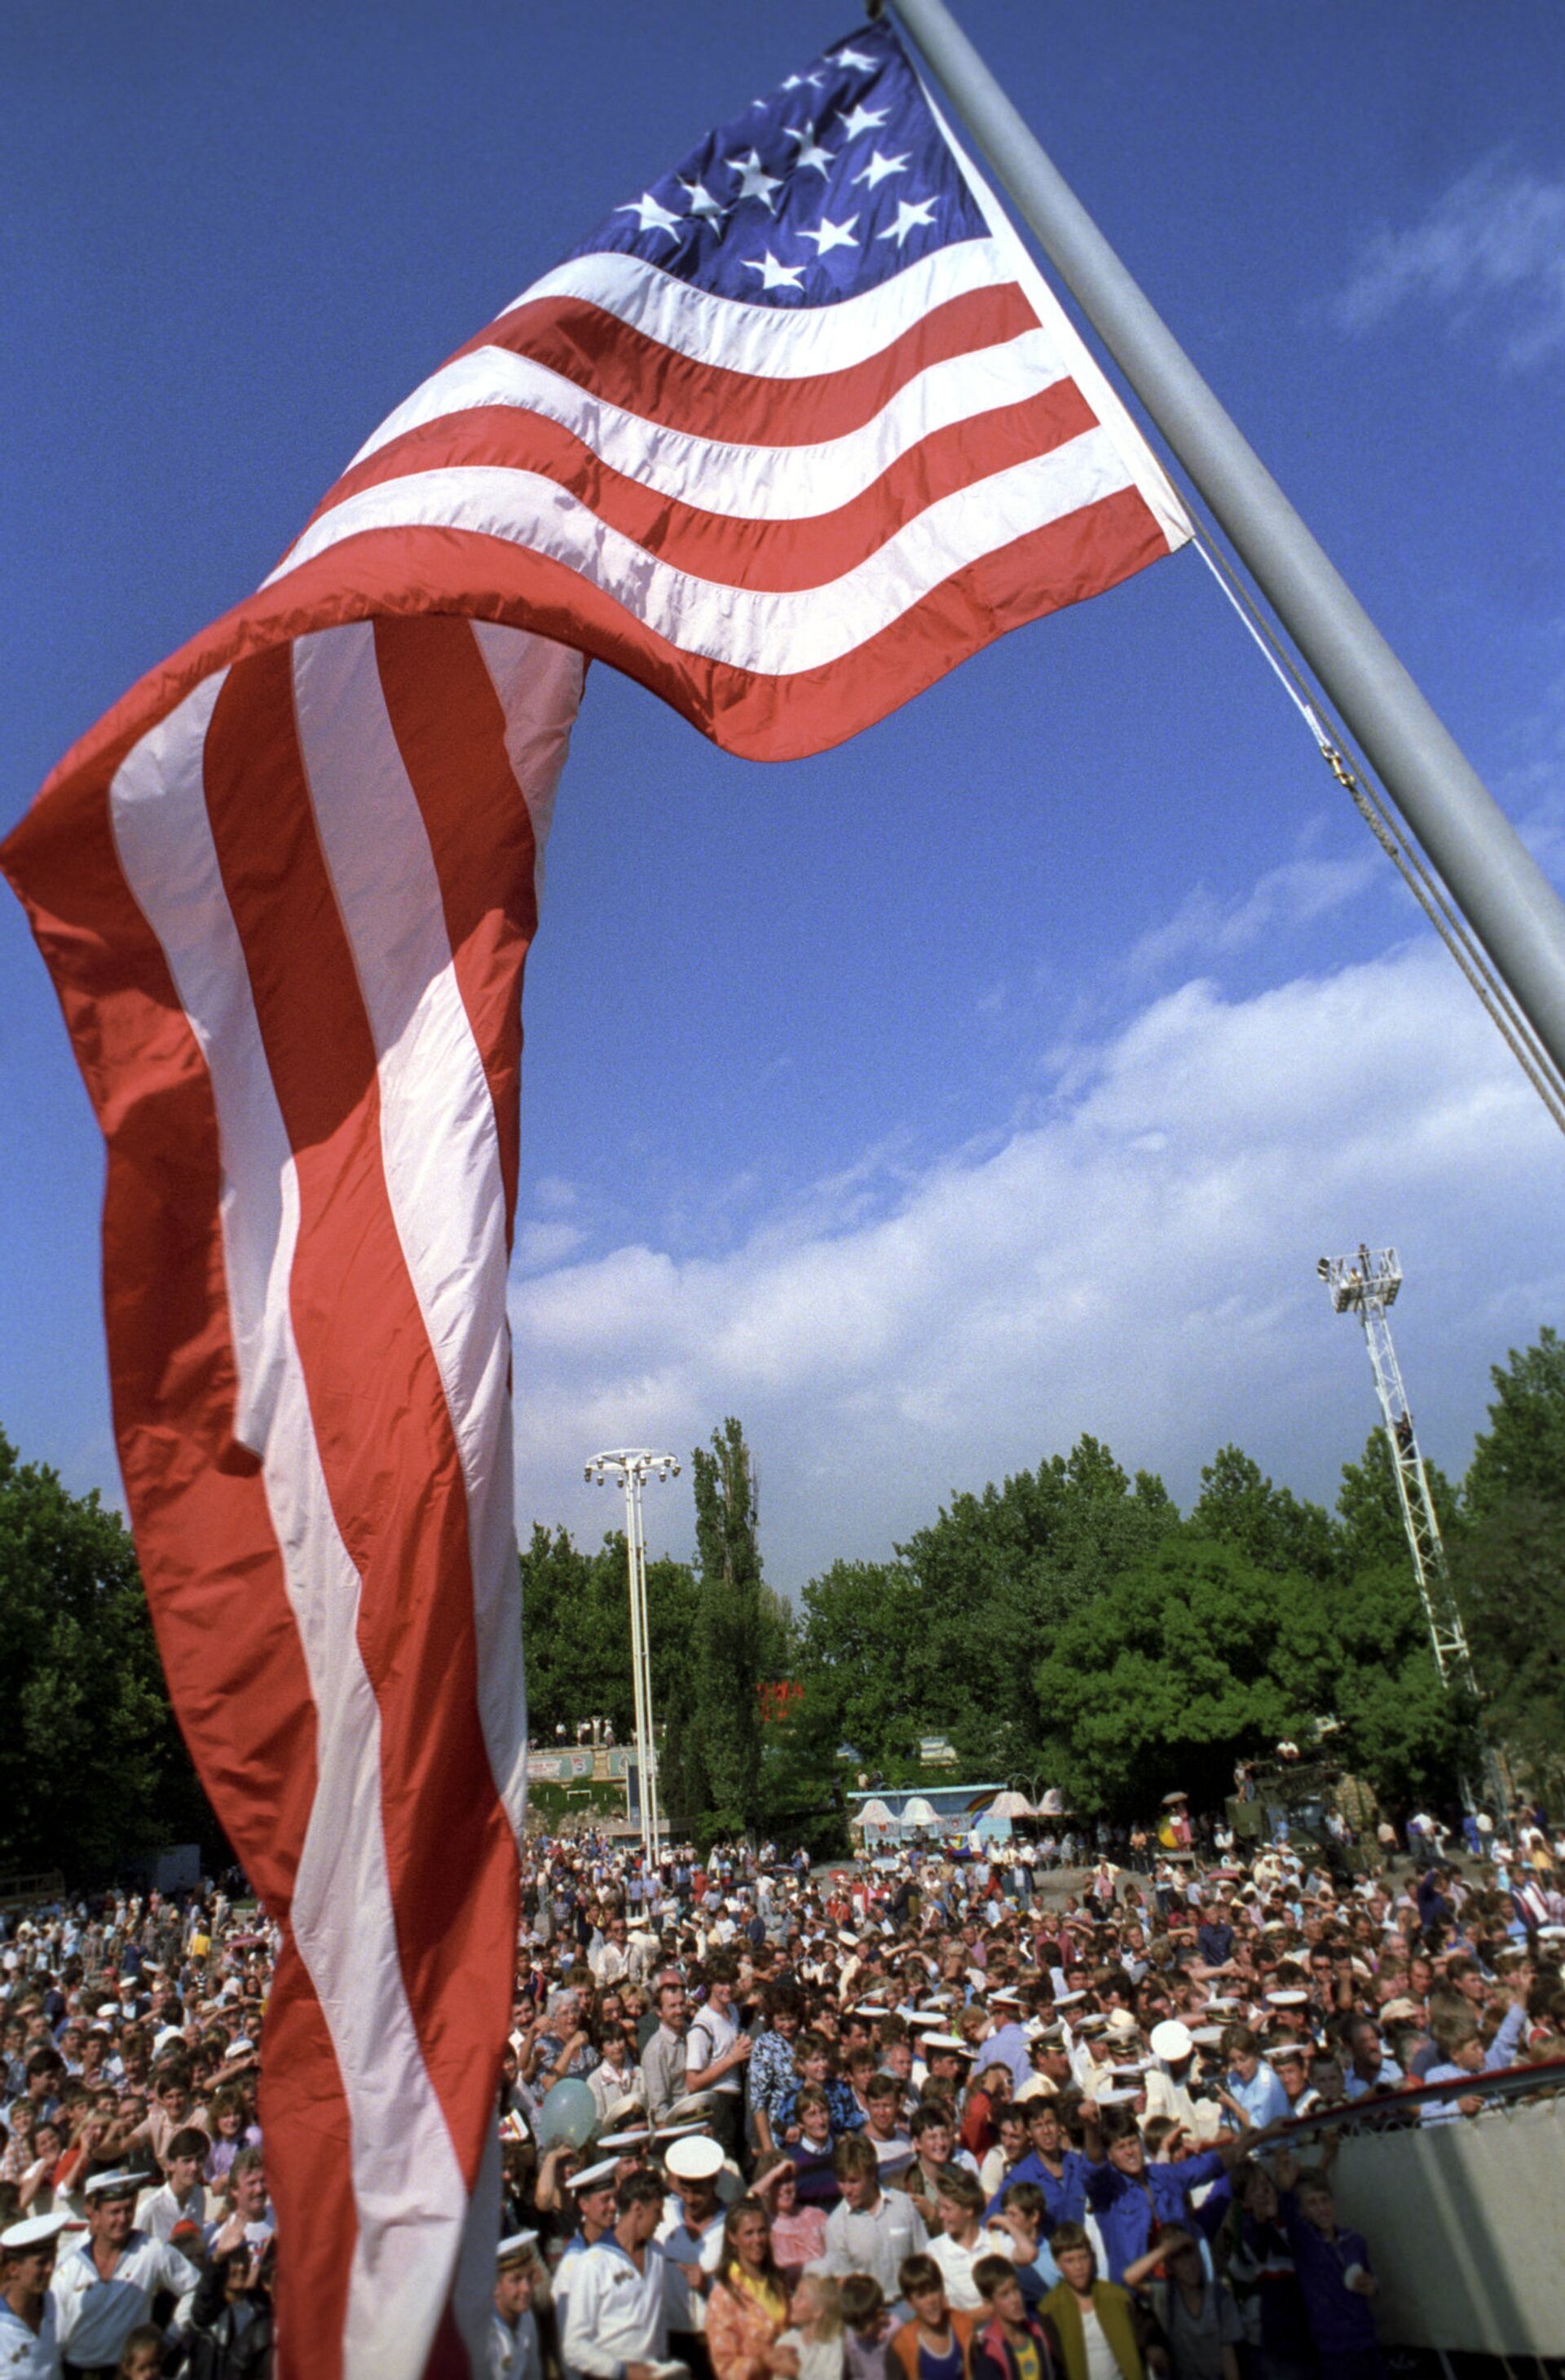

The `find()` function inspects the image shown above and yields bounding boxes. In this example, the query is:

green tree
[1335,1429,1461,1575]
[1031,1539,1318,1813]
[1190,1446,1337,1580]
[518,1524,700,1768]
[1464,1326,1565,1516]
[518,1525,626,1742]
[794,1557,926,1771]
[1454,1495,1565,1785]
[686,1418,771,1837]
[889,1437,1180,1775]
[1320,1560,1471,1806]
[0,1429,214,1879]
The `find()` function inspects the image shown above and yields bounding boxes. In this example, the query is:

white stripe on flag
[108,678,469,2380]
[268,429,1135,671]
[478,234,1012,388]
[347,325,1071,519]
[467,621,579,921]
[293,620,530,1834]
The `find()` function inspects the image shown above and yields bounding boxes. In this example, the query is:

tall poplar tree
[689,1416,769,1838]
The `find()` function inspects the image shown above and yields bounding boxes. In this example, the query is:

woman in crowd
[707,2197,800,2380]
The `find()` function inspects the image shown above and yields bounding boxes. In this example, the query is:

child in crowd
[779,2271,848,2380]
[1038,2223,1156,2380]
[118,2328,165,2380]
[889,2254,976,2380]
[788,2085,844,2209]
[1274,2151,1385,2380]
[755,2147,830,2272]
[971,2253,1062,2380]
[840,2272,896,2380]
[985,2179,1062,2307]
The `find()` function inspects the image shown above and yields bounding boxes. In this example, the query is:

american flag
[1,21,1188,2380]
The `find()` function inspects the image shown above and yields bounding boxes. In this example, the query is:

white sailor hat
[924,2033,972,2057]
[597,2127,651,2153]
[568,2157,621,2194]
[84,2170,140,2201]
[664,2134,725,2180]
[2,2210,84,2251]
[496,2230,539,2263]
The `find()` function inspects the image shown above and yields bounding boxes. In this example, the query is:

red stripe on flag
[453,281,1038,446]
[261,1940,357,2380]
[254,484,1168,757]
[199,650,518,2183]
[0,773,357,2380]
[307,382,1099,593]
[20,474,1169,841]
[371,615,540,1247]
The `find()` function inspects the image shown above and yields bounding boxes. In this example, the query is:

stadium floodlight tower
[586,1449,680,1870]
[1316,1247,1479,1696]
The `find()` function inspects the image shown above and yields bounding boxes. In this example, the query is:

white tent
[900,1795,939,1830]
[853,1798,894,1830]
[987,1790,1034,1820]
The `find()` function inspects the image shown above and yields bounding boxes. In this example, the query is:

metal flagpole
[884,0,1565,1085]
[587,1449,680,1873]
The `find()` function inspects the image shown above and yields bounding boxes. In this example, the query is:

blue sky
[5,1,1564,1593]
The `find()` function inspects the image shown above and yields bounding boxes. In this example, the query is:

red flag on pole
[2,23,1187,2377]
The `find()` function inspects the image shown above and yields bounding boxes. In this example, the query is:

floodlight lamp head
[1316,1258,1330,1279]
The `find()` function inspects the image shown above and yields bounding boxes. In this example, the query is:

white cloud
[508,935,1563,1592]
[1125,851,1380,983]
[1333,156,1565,367]
[514,1219,586,1271]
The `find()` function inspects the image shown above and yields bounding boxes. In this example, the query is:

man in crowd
[1,2210,75,2378]
[642,1977,690,2127]
[50,2170,200,2374]
[684,1957,751,2164]
[561,2170,670,2380]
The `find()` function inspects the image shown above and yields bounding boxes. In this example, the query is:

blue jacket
[1084,2148,1226,2280]
[1280,2191,1378,2353]
[985,2147,1089,2228]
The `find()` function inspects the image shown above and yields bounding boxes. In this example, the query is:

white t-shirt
[928,2231,986,2313]
[686,2001,741,2098]
[1078,2303,1122,2380]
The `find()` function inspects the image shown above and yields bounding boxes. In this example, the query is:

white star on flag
[781,71,823,91]
[853,148,910,191]
[616,191,684,241]
[800,214,860,256]
[876,195,937,246]
[783,123,837,175]
[743,249,806,290]
[726,149,783,210]
[831,47,878,71]
[678,178,725,226]
[836,103,889,140]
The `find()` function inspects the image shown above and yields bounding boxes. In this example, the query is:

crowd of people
[2,1804,1563,2378]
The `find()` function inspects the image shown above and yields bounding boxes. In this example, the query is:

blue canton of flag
[566,21,989,307]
